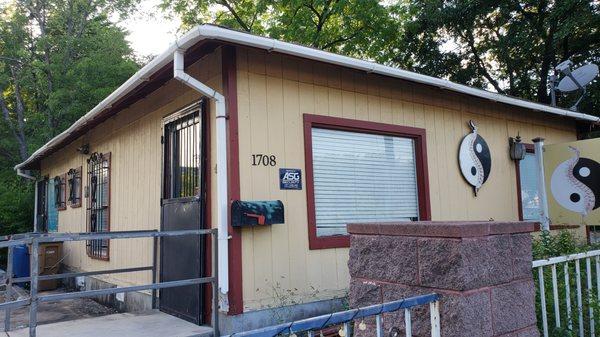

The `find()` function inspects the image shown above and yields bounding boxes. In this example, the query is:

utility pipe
[533,138,550,231]
[173,49,230,304]
[17,168,39,232]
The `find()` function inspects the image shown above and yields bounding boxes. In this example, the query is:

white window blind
[519,152,541,221]
[311,128,420,237]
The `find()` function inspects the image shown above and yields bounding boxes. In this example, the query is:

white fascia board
[16,24,600,170]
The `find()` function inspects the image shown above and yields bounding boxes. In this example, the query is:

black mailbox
[231,200,284,227]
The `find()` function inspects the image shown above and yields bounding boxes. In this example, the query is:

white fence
[533,249,600,337]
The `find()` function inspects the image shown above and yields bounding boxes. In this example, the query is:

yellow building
[14,25,599,333]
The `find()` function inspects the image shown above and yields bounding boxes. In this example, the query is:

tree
[160,0,398,60]
[385,0,600,115]
[0,0,140,234]
[1,0,140,158]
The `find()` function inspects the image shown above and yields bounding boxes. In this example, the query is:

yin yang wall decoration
[550,146,600,217]
[458,120,491,196]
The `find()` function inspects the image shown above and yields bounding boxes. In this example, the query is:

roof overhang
[16,24,600,171]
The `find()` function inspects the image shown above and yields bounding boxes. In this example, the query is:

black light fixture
[77,143,90,155]
[509,134,526,161]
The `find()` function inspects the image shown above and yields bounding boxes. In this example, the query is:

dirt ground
[0,287,117,331]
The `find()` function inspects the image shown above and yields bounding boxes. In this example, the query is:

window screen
[311,128,420,237]
[87,152,110,259]
[519,152,541,221]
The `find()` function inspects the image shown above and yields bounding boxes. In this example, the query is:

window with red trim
[516,146,542,221]
[304,114,430,250]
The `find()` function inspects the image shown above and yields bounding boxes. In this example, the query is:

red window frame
[515,144,535,221]
[303,114,431,250]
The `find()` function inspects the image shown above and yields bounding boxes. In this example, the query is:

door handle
[244,213,266,225]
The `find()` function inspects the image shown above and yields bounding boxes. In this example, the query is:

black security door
[160,101,207,325]
[36,178,48,232]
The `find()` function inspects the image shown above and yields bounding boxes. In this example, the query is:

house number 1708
[252,154,276,166]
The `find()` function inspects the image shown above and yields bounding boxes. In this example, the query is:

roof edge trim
[16,24,600,170]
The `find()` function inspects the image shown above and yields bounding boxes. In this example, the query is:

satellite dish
[550,60,599,111]
[557,63,599,92]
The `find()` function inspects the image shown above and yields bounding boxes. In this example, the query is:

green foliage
[533,230,582,260]
[0,0,140,235]
[395,0,600,116]
[160,0,400,62]
[0,169,33,236]
[533,230,600,336]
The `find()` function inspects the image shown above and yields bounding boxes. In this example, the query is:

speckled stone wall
[348,221,539,337]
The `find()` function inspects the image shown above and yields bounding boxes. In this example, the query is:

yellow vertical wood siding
[235,47,577,311]
[38,44,579,313]
[40,48,223,288]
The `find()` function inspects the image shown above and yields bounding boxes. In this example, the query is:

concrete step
[5,310,213,337]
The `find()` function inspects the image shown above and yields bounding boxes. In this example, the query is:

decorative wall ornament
[550,146,600,217]
[458,120,491,196]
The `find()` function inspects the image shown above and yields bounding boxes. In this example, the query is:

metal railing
[222,293,440,337]
[0,228,218,337]
[533,249,600,337]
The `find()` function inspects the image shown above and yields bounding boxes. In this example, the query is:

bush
[533,230,600,337]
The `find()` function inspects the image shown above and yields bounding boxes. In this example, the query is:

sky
[120,0,182,57]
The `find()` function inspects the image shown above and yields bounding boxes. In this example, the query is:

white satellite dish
[550,60,599,111]
[557,63,599,92]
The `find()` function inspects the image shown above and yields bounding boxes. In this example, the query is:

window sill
[533,223,581,231]
[87,253,110,261]
[308,235,350,250]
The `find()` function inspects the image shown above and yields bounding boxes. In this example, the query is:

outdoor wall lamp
[509,134,526,161]
[77,143,89,155]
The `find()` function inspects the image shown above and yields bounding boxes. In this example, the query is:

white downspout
[173,49,230,308]
[533,138,550,231]
[17,168,39,232]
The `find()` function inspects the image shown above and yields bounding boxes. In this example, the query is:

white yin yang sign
[458,120,491,195]
[550,146,600,216]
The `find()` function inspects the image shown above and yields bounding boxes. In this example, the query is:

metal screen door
[160,101,206,325]
[36,179,48,232]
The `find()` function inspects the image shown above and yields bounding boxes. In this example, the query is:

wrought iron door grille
[163,110,201,199]
[36,179,48,232]
[86,152,110,259]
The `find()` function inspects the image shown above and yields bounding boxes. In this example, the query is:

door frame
[159,99,210,324]
[36,176,49,233]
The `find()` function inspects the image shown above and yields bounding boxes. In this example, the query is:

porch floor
[4,311,214,337]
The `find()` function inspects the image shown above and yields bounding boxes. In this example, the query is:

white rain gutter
[173,49,229,305]
[16,168,35,180]
[192,25,600,123]
[15,24,600,171]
